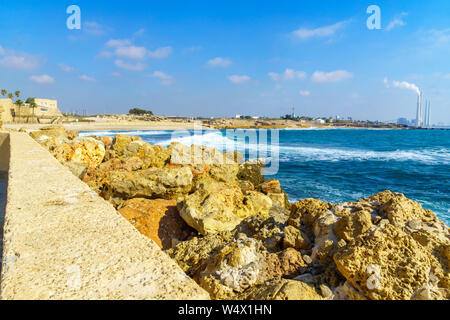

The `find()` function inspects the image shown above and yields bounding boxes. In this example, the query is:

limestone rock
[179,180,271,235]
[29,127,70,151]
[63,161,88,179]
[102,166,194,205]
[118,198,193,249]
[238,279,322,300]
[237,159,265,187]
[52,137,105,166]
[333,223,446,300]
[283,225,312,250]
[167,231,235,276]
[333,210,372,242]
[198,235,266,299]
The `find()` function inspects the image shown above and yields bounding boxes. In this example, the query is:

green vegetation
[129,108,153,116]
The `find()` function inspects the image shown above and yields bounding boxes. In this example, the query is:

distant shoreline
[4,120,447,132]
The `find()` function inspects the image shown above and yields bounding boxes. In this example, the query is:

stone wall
[0,132,209,300]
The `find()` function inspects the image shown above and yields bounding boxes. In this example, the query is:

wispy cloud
[207,57,232,68]
[299,90,310,96]
[59,63,74,72]
[228,75,251,84]
[268,69,307,81]
[149,71,175,86]
[79,75,96,82]
[148,46,172,59]
[106,39,132,47]
[386,13,408,31]
[110,71,121,77]
[115,46,147,60]
[0,47,42,70]
[84,21,108,36]
[29,74,55,84]
[292,20,350,40]
[115,59,146,71]
[311,70,353,83]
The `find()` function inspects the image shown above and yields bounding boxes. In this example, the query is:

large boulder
[112,135,171,168]
[178,180,272,235]
[258,179,290,209]
[118,198,193,249]
[198,235,266,299]
[333,223,447,300]
[52,137,105,166]
[82,156,143,192]
[102,166,194,205]
[237,159,265,187]
[29,126,72,151]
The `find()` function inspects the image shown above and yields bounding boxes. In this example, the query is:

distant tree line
[129,108,153,116]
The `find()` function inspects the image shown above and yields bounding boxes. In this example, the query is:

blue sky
[0,0,449,123]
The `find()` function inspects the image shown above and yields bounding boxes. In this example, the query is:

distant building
[397,118,409,126]
[315,118,325,124]
[235,114,241,119]
[0,98,62,123]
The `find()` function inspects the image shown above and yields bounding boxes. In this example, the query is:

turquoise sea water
[81,129,450,225]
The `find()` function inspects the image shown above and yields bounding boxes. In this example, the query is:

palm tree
[15,99,23,123]
[30,101,37,123]
[1,89,6,96]
[14,91,20,98]
[7,93,13,99]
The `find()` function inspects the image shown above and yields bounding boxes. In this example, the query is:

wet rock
[118,198,193,250]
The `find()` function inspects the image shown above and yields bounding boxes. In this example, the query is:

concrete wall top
[0,132,209,300]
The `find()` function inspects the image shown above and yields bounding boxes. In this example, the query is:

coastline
[2,121,426,132]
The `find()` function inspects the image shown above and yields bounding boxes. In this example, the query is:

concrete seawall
[0,132,209,300]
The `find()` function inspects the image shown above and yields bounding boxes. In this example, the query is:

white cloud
[96,50,114,59]
[59,63,74,72]
[311,70,353,83]
[79,75,96,82]
[299,90,310,96]
[0,49,42,70]
[115,59,146,71]
[227,75,251,84]
[110,72,121,77]
[207,57,232,68]
[386,13,408,31]
[29,74,55,84]
[292,21,349,40]
[106,39,132,47]
[444,74,450,79]
[269,69,307,81]
[115,45,147,60]
[148,46,173,59]
[149,71,175,86]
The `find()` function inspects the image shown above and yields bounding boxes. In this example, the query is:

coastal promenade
[0,131,209,299]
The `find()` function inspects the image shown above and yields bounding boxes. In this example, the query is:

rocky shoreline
[28,126,450,300]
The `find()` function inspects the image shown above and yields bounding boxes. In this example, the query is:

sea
[80,128,450,225]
